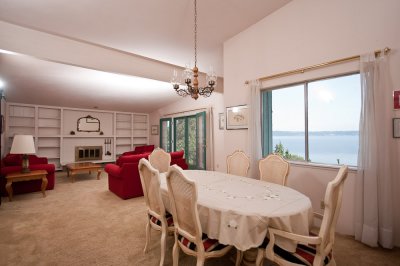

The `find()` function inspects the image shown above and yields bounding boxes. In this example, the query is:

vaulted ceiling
[0,0,291,112]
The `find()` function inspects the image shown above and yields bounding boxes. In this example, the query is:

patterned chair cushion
[178,233,227,252]
[260,237,332,266]
[149,212,174,227]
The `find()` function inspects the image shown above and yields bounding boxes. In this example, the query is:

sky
[271,73,361,131]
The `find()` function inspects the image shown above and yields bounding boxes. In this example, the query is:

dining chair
[226,150,250,177]
[149,147,171,173]
[166,165,239,266]
[255,165,349,266]
[258,153,290,185]
[138,158,174,266]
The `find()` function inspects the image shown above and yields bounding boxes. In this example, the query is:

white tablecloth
[160,170,312,251]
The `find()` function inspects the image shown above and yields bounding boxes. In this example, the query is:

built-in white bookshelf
[37,107,62,169]
[5,103,149,169]
[7,105,35,136]
[115,112,132,155]
[133,114,148,146]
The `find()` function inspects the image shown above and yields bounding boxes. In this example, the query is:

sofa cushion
[120,145,155,157]
[170,150,184,159]
[2,154,48,166]
[121,151,137,156]
[3,154,22,166]
[134,145,155,154]
[116,153,149,167]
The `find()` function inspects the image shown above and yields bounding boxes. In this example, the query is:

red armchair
[105,153,149,200]
[105,150,188,200]
[0,154,56,196]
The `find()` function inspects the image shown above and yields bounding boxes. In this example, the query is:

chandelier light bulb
[171,69,180,85]
[206,66,217,87]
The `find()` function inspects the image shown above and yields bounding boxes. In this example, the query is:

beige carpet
[0,171,399,266]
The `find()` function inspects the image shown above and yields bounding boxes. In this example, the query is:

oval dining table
[159,170,313,260]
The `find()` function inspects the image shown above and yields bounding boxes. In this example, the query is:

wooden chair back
[226,150,250,177]
[258,154,289,185]
[149,147,171,173]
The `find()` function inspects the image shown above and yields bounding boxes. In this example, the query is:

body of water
[273,132,359,166]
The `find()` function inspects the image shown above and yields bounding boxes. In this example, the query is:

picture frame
[393,118,400,138]
[151,125,159,135]
[218,113,225,130]
[226,105,249,130]
[394,90,400,109]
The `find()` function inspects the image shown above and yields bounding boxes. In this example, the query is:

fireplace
[75,146,103,161]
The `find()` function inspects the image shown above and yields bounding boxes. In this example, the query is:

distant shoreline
[274,131,359,136]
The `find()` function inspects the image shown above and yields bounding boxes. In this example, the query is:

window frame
[261,71,360,167]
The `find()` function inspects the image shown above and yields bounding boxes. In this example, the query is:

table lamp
[10,135,36,173]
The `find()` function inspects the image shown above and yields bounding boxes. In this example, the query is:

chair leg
[144,221,151,253]
[172,241,179,266]
[235,250,243,266]
[159,228,167,266]
[196,256,205,266]
[255,248,264,266]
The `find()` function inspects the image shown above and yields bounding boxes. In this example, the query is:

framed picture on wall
[393,118,400,138]
[394,90,400,109]
[218,113,225,130]
[226,105,249,130]
[151,125,159,135]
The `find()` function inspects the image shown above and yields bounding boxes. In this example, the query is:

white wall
[149,92,225,171]
[224,0,400,243]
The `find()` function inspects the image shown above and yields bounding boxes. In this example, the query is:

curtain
[355,53,394,248]
[247,80,263,178]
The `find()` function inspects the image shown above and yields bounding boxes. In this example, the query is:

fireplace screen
[75,146,103,161]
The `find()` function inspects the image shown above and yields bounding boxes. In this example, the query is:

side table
[5,170,48,202]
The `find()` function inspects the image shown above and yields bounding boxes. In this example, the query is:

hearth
[75,146,103,161]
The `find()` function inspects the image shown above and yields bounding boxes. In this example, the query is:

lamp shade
[10,135,36,154]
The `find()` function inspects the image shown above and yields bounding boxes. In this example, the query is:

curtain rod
[245,47,391,84]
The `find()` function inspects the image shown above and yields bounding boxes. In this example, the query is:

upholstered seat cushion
[178,233,228,252]
[260,237,332,266]
[149,212,174,227]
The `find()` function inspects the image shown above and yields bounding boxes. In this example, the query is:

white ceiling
[0,0,291,112]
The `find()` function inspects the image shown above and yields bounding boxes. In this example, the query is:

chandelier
[171,0,217,100]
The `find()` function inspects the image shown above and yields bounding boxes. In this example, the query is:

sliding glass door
[160,111,206,169]
[159,118,172,152]
[196,111,206,170]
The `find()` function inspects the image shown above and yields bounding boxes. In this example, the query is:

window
[160,111,206,169]
[262,73,361,166]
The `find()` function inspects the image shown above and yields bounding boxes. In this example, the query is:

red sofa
[120,145,155,156]
[105,150,188,200]
[0,154,56,197]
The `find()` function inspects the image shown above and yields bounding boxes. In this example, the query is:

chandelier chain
[171,0,215,100]
[194,0,197,67]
